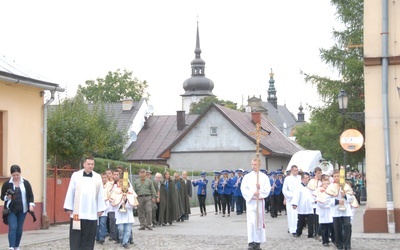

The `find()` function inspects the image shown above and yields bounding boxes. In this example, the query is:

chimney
[177,111,186,130]
[122,99,133,111]
[251,112,261,125]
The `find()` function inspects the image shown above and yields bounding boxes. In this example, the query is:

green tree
[190,96,237,114]
[295,0,364,167]
[47,94,126,168]
[78,69,149,103]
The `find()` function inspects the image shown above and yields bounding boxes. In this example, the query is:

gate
[47,166,75,224]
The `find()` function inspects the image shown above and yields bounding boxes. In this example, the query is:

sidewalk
[0,203,398,249]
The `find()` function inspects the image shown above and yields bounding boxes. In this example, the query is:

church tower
[267,68,278,109]
[181,22,215,114]
[297,103,305,122]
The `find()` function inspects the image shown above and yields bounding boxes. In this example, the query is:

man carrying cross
[241,158,271,250]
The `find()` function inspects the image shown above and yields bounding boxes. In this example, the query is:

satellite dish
[283,122,287,129]
[319,160,334,175]
[130,131,137,142]
[147,105,154,114]
[245,106,252,113]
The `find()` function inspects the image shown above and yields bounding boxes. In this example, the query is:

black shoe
[254,242,262,250]
[323,243,329,247]
[98,240,105,244]
[122,243,130,249]
[248,242,256,250]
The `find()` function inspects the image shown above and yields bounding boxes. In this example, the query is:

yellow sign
[340,129,364,152]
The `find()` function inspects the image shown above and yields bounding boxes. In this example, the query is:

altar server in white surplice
[282,165,301,236]
[241,158,271,250]
[64,156,107,250]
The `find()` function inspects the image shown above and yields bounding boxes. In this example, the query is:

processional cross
[248,122,270,227]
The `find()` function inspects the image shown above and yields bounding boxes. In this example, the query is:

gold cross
[249,123,270,159]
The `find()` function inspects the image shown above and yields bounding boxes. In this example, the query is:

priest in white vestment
[241,158,271,250]
[63,157,107,250]
[282,165,301,236]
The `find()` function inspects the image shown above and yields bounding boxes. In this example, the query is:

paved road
[1,203,399,249]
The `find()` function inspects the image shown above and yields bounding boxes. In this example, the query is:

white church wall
[168,151,259,172]
[173,108,255,151]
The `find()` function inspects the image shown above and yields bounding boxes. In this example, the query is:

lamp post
[337,89,366,201]
[337,90,348,175]
[338,89,349,115]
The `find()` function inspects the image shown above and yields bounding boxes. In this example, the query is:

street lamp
[337,89,348,175]
[337,89,365,123]
[338,89,349,114]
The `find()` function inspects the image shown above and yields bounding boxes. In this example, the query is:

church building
[180,23,215,113]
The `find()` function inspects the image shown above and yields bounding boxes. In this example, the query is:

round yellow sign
[340,129,364,152]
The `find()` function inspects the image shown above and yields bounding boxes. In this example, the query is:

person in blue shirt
[269,171,283,218]
[192,172,209,216]
[229,170,236,213]
[211,172,221,215]
[233,169,245,215]
[218,170,234,217]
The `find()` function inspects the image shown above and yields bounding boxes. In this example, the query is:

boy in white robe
[111,179,139,248]
[291,172,314,238]
[241,158,271,250]
[282,165,301,236]
[315,179,333,247]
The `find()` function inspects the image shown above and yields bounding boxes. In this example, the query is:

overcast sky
[0,0,341,118]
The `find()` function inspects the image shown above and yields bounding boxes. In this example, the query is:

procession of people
[50,153,362,250]
[0,157,361,250]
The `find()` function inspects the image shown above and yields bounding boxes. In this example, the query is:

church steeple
[267,68,278,109]
[181,22,215,113]
[297,103,305,122]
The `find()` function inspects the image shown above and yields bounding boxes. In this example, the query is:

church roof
[261,102,297,131]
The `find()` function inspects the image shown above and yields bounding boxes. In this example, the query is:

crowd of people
[1,156,360,250]
[282,165,359,250]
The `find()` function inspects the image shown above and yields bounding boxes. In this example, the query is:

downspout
[42,90,55,229]
[381,0,395,234]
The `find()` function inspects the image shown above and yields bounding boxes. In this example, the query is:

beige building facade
[0,67,64,233]
[364,0,400,233]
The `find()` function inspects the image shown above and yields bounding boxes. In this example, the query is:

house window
[0,111,3,175]
[210,127,218,136]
